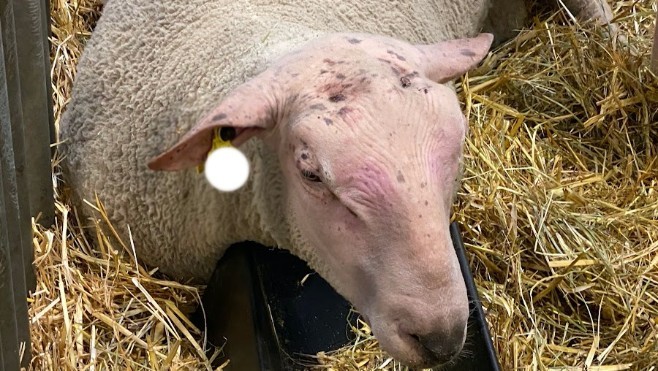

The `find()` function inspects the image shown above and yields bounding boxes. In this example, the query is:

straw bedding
[30,0,657,370]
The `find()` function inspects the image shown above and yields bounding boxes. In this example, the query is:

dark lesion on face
[316,66,373,105]
[309,103,327,110]
[328,93,347,102]
[386,49,407,61]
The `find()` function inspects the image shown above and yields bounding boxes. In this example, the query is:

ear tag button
[199,127,250,192]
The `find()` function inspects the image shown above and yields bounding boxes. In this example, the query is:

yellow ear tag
[197,128,233,173]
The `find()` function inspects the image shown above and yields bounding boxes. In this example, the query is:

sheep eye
[301,170,322,183]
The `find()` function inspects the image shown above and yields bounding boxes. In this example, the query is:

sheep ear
[415,33,493,83]
[148,77,277,171]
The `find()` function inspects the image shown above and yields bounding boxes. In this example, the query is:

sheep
[60,0,618,367]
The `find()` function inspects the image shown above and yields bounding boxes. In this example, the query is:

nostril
[416,335,463,363]
[412,325,466,364]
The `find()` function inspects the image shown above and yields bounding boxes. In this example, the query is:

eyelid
[301,169,322,182]
[294,144,332,185]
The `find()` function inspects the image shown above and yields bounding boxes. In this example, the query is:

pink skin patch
[336,160,397,214]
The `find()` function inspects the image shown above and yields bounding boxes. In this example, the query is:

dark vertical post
[0,0,55,369]
[12,0,55,226]
[0,155,32,371]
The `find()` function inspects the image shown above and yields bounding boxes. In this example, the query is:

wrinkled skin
[150,33,493,367]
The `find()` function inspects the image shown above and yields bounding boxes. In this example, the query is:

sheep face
[149,32,492,368]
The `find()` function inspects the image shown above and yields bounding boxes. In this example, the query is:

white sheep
[60,0,617,367]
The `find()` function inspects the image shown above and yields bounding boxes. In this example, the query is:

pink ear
[415,33,494,83]
[148,77,277,171]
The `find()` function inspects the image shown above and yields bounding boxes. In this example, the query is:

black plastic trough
[193,222,500,370]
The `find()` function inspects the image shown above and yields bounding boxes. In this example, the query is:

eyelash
[301,169,322,182]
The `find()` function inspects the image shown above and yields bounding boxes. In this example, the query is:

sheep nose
[414,322,467,364]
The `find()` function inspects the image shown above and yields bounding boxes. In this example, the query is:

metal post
[0,0,55,369]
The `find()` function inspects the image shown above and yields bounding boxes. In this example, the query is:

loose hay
[29,200,220,370]
[32,1,658,370]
